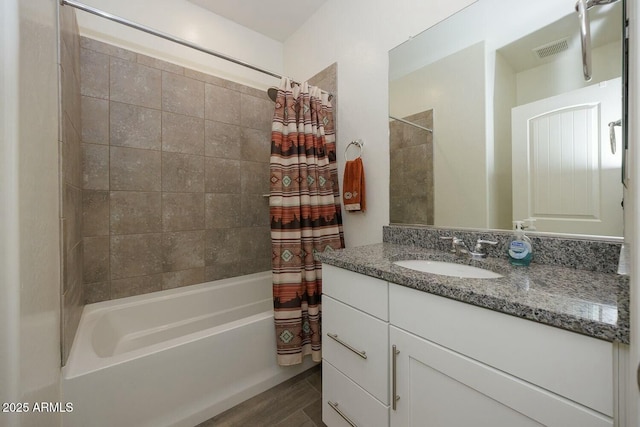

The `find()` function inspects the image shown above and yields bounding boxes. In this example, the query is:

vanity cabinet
[389,285,614,427]
[322,265,389,426]
[322,264,617,427]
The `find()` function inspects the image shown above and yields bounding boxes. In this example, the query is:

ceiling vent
[533,38,569,59]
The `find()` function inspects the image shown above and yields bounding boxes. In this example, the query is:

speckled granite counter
[316,243,630,344]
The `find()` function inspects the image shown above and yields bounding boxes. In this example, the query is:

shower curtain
[270,77,344,366]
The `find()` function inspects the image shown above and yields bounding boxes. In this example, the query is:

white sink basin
[393,259,502,279]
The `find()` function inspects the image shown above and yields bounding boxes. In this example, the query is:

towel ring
[345,139,364,161]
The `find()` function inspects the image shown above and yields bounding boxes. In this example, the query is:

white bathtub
[62,271,315,427]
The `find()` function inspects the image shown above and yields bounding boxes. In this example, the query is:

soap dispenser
[508,221,533,266]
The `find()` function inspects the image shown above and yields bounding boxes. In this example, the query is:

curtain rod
[60,0,285,80]
[389,115,433,133]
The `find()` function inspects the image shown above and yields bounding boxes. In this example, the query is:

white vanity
[319,240,628,427]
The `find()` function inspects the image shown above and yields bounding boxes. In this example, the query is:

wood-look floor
[197,365,326,427]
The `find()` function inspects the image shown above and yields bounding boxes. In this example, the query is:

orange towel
[343,157,366,212]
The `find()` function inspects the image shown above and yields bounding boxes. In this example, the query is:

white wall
[626,1,640,425]
[283,0,477,246]
[0,1,62,426]
[73,0,284,90]
[516,41,622,105]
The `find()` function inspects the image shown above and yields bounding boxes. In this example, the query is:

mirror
[389,0,625,238]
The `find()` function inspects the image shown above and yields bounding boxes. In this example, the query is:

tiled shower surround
[60,6,84,363]
[80,37,275,302]
[389,110,434,225]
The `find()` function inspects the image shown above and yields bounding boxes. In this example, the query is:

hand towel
[343,157,366,212]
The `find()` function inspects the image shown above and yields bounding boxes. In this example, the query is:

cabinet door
[389,326,612,427]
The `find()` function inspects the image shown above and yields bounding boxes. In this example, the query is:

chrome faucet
[440,236,498,259]
[440,236,470,256]
[469,239,498,259]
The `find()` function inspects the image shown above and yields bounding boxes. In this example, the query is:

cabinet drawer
[389,284,614,416]
[322,264,388,320]
[323,361,389,427]
[323,295,388,404]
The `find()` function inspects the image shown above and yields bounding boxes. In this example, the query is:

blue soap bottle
[508,221,533,266]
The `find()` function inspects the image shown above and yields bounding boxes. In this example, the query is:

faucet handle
[471,239,498,258]
[440,236,458,253]
[475,239,498,247]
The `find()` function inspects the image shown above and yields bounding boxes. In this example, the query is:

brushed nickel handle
[392,345,400,410]
[328,400,358,427]
[327,333,367,359]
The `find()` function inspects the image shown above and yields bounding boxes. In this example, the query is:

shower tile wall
[59,5,84,364]
[80,37,273,302]
[389,110,434,225]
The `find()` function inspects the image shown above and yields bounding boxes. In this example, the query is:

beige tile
[81,96,109,145]
[241,127,271,162]
[204,157,240,193]
[162,268,205,290]
[241,92,273,131]
[162,72,204,118]
[63,184,82,252]
[83,236,109,283]
[110,57,161,109]
[205,193,241,229]
[85,281,110,303]
[207,373,321,426]
[110,233,163,279]
[62,114,83,188]
[205,228,240,265]
[240,256,271,275]
[137,53,184,74]
[82,143,109,190]
[241,194,270,227]
[205,120,241,159]
[111,274,162,299]
[110,191,162,235]
[162,192,205,231]
[205,84,240,125]
[64,239,83,295]
[162,111,204,155]
[82,190,109,237]
[110,146,162,191]
[241,161,270,194]
[59,6,79,76]
[80,36,137,61]
[275,410,315,427]
[61,58,81,136]
[110,101,162,150]
[62,251,84,365]
[80,48,109,99]
[305,370,322,394]
[238,226,271,261]
[162,152,204,193]
[162,230,205,273]
[184,69,243,92]
[204,263,241,282]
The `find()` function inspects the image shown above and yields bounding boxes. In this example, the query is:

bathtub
[62,271,315,427]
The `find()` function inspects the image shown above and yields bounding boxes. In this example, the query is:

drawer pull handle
[392,345,400,410]
[327,333,367,359]
[328,400,359,427]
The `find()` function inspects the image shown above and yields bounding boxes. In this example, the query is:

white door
[512,78,623,236]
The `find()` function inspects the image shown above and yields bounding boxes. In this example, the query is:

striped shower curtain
[270,77,344,366]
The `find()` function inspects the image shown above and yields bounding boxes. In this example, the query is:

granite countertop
[316,243,630,344]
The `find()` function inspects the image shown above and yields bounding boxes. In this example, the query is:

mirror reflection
[389,0,624,237]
